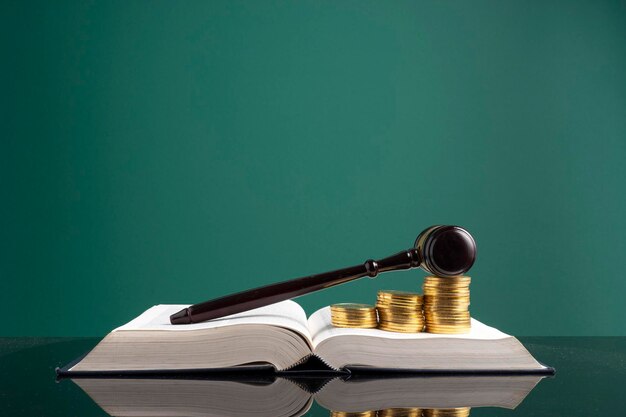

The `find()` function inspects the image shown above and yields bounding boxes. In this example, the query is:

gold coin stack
[378,408,422,417]
[422,408,471,417]
[423,276,471,334]
[376,290,424,333]
[330,304,378,328]
[330,411,377,417]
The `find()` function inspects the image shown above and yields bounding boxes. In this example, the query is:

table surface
[1,337,625,416]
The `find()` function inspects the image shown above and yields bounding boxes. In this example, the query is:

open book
[58,300,552,374]
[70,374,548,417]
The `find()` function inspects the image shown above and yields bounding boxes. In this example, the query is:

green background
[2,0,625,337]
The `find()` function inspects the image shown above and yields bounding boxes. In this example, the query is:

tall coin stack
[330,304,378,328]
[423,276,471,334]
[422,408,471,417]
[376,290,424,333]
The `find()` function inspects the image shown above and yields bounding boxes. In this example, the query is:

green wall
[2,0,625,337]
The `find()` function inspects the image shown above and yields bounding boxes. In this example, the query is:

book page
[115,300,312,344]
[308,306,511,349]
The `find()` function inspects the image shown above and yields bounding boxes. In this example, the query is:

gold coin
[377,300,423,308]
[379,318,424,325]
[332,315,377,322]
[330,312,376,317]
[423,290,470,295]
[377,309,423,317]
[425,318,471,324]
[379,324,424,330]
[332,313,379,319]
[424,318,471,324]
[423,279,470,285]
[378,289,423,296]
[422,408,471,417]
[377,298,422,302]
[424,276,471,284]
[423,281,470,286]
[378,312,422,317]
[377,306,422,312]
[425,322,470,327]
[425,325,471,331]
[331,303,377,311]
[330,411,377,417]
[423,291,470,296]
[377,301,423,308]
[425,321,471,327]
[378,408,422,417]
[378,290,423,301]
[332,320,378,326]
[423,290,470,296]
[378,319,424,325]
[424,303,471,308]
[423,294,470,299]
[379,318,424,326]
[332,323,378,329]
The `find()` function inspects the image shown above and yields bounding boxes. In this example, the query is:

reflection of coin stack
[423,276,471,334]
[422,408,471,417]
[378,408,422,417]
[376,291,424,333]
[330,304,378,328]
[330,412,377,417]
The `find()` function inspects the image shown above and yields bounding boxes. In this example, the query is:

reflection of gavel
[170,225,476,324]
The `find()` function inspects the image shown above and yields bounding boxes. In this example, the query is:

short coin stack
[423,276,471,334]
[376,290,424,333]
[378,408,422,417]
[330,303,378,328]
[422,408,471,417]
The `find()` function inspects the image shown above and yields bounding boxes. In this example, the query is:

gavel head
[414,225,476,277]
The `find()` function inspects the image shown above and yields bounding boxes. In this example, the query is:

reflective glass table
[1,337,625,416]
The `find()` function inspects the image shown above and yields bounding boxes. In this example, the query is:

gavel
[170,225,476,324]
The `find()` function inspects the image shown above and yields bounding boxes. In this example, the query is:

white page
[115,300,312,344]
[308,306,511,349]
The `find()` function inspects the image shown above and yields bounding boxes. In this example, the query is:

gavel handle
[170,249,421,324]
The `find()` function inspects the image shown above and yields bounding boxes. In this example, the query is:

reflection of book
[71,374,547,417]
[59,301,552,374]
[73,377,313,417]
[317,376,544,411]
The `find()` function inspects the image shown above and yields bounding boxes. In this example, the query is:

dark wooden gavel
[170,225,476,324]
